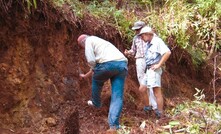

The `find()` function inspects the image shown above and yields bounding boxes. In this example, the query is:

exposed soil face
[0,0,220,133]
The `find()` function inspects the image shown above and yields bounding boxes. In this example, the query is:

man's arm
[151,51,171,70]
[124,37,136,56]
[79,69,93,79]
[158,51,171,67]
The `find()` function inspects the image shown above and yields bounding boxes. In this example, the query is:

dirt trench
[0,0,219,133]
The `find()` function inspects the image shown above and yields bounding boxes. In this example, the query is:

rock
[45,117,57,127]
[62,110,79,134]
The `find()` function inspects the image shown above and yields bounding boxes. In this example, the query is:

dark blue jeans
[91,61,128,129]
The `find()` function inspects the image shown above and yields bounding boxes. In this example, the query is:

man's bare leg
[153,87,163,114]
[139,85,149,107]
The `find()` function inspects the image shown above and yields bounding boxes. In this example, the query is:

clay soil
[0,0,220,134]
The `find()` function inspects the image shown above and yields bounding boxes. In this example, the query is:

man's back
[85,36,127,64]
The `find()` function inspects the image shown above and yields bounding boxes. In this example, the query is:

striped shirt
[128,35,147,58]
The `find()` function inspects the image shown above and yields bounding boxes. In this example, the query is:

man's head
[132,21,146,34]
[139,26,154,42]
[77,34,88,48]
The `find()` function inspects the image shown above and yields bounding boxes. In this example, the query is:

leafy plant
[168,88,221,133]
[51,0,65,7]
[85,0,136,44]
[193,88,205,101]
[188,47,206,67]
[117,125,131,134]
[142,0,220,64]
[49,0,220,61]
[23,0,37,11]
[195,0,221,17]
[188,0,221,59]
[144,0,192,47]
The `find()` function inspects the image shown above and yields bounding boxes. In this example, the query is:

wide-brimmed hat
[132,21,146,30]
[139,26,154,35]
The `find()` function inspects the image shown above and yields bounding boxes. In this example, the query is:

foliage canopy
[24,0,221,65]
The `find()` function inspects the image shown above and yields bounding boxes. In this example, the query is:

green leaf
[33,0,37,9]
[162,125,171,129]
[169,121,180,126]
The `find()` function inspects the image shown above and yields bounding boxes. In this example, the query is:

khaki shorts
[141,67,162,88]
[135,58,146,84]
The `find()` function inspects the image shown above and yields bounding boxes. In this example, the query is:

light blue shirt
[145,36,170,65]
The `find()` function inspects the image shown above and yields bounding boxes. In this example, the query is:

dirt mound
[0,0,219,133]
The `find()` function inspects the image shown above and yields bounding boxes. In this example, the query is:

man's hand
[150,51,171,70]
[151,51,171,70]
[79,73,86,80]
[150,64,161,71]
[79,69,93,80]
[124,49,129,55]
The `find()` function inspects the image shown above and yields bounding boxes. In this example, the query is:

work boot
[155,109,162,119]
[143,106,152,112]
[106,128,117,134]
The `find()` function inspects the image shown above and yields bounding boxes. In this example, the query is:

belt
[136,57,145,59]
[145,64,152,72]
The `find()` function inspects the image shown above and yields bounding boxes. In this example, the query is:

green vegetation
[22,0,221,64]
[166,88,221,133]
[51,0,65,7]
[118,89,221,133]
[118,100,221,133]
[22,0,37,11]
[86,1,136,43]
[47,0,221,66]
[20,0,221,67]
[167,101,221,133]
[145,0,221,65]
[50,0,136,45]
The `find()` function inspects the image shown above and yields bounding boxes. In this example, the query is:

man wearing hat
[77,34,128,132]
[124,21,157,112]
[139,26,171,118]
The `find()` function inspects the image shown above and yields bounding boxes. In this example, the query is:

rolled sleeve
[128,38,136,55]
[158,39,170,55]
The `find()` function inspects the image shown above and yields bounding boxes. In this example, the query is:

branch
[207,17,217,60]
